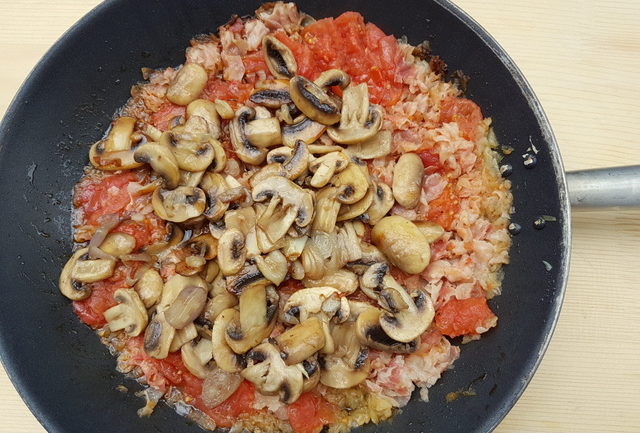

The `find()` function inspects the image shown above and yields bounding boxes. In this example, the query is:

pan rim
[0,1,571,432]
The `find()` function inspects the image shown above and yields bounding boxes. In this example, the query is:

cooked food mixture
[59,3,512,432]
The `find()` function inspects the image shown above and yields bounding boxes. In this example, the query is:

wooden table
[1,1,639,432]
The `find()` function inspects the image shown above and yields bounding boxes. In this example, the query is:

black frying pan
[0,1,571,432]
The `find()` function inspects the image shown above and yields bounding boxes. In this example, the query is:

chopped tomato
[288,392,337,433]
[72,262,141,327]
[417,150,443,175]
[275,12,404,107]
[195,381,257,428]
[73,172,137,226]
[439,96,483,140]
[202,79,253,107]
[425,183,459,230]
[435,297,497,338]
[113,218,158,251]
[150,102,186,131]
[242,51,271,78]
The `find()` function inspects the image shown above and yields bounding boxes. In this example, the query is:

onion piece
[120,253,154,263]
[201,369,243,408]
[88,214,121,260]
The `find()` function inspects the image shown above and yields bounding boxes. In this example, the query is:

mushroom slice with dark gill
[319,321,370,389]
[250,80,292,108]
[330,161,370,204]
[282,116,327,147]
[217,228,246,276]
[59,248,93,300]
[151,186,206,223]
[134,142,181,189]
[262,35,297,79]
[144,311,176,359]
[181,338,215,379]
[225,285,279,354]
[229,106,268,165]
[103,289,149,337]
[378,279,435,343]
[365,183,394,225]
[327,83,384,144]
[89,117,144,171]
[281,140,309,180]
[314,69,350,90]
[289,76,341,125]
[211,308,246,373]
[226,263,270,296]
[355,306,418,353]
[308,151,350,188]
[241,342,304,404]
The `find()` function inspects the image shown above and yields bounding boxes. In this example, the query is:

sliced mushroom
[392,153,424,209]
[378,284,435,343]
[266,146,292,165]
[203,292,238,323]
[185,233,218,260]
[303,269,358,295]
[166,63,208,106]
[252,176,315,241]
[134,142,181,189]
[330,162,370,204]
[164,286,208,329]
[89,117,143,171]
[143,223,184,254]
[366,183,394,225]
[224,207,256,237]
[214,99,235,120]
[186,99,221,139]
[226,263,269,296]
[245,117,282,148]
[134,268,164,308]
[59,248,92,300]
[282,116,327,148]
[217,228,246,276]
[289,76,341,125]
[371,216,431,274]
[301,356,321,392]
[152,186,206,223]
[308,151,350,188]
[69,252,116,283]
[312,187,340,233]
[209,139,227,173]
[281,140,309,179]
[179,169,205,188]
[327,83,384,144]
[225,285,278,354]
[165,131,216,173]
[103,289,148,337]
[144,311,176,359]
[254,250,288,286]
[242,342,304,404]
[355,307,418,353]
[211,308,246,373]
[250,88,292,109]
[319,322,370,389]
[275,317,325,365]
[337,184,375,221]
[181,338,215,379]
[158,274,207,312]
[359,262,389,299]
[229,106,268,165]
[344,129,392,160]
[314,69,350,90]
[262,35,297,79]
[281,235,308,261]
[200,172,229,222]
[169,322,198,352]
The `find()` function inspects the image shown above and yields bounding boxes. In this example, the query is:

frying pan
[0,1,636,432]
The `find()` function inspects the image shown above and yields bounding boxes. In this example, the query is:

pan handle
[566,165,640,209]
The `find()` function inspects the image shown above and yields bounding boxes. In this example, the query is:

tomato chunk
[424,183,459,230]
[439,96,483,140]
[435,297,497,338]
[202,80,253,107]
[288,392,337,433]
[74,172,137,226]
[150,102,186,131]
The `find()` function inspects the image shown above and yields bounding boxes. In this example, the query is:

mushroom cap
[365,183,394,226]
[103,289,149,337]
[330,162,370,205]
[289,76,341,125]
[58,248,92,300]
[355,307,418,353]
[282,116,327,148]
[371,216,431,274]
[134,142,181,189]
[152,186,206,223]
[262,35,297,79]
[379,287,435,343]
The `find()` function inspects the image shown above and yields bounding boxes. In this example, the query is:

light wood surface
[1,1,639,432]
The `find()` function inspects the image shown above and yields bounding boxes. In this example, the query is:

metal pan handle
[566,165,640,209]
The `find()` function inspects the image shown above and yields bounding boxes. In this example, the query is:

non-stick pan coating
[0,1,569,432]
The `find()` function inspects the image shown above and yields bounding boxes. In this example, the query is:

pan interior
[0,1,569,432]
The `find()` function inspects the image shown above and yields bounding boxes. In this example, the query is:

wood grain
[1,1,639,432]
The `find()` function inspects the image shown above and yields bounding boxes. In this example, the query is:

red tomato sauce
[274,12,404,107]
[151,102,186,131]
[439,96,483,141]
[435,297,497,338]
[287,392,337,433]
[73,171,138,226]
